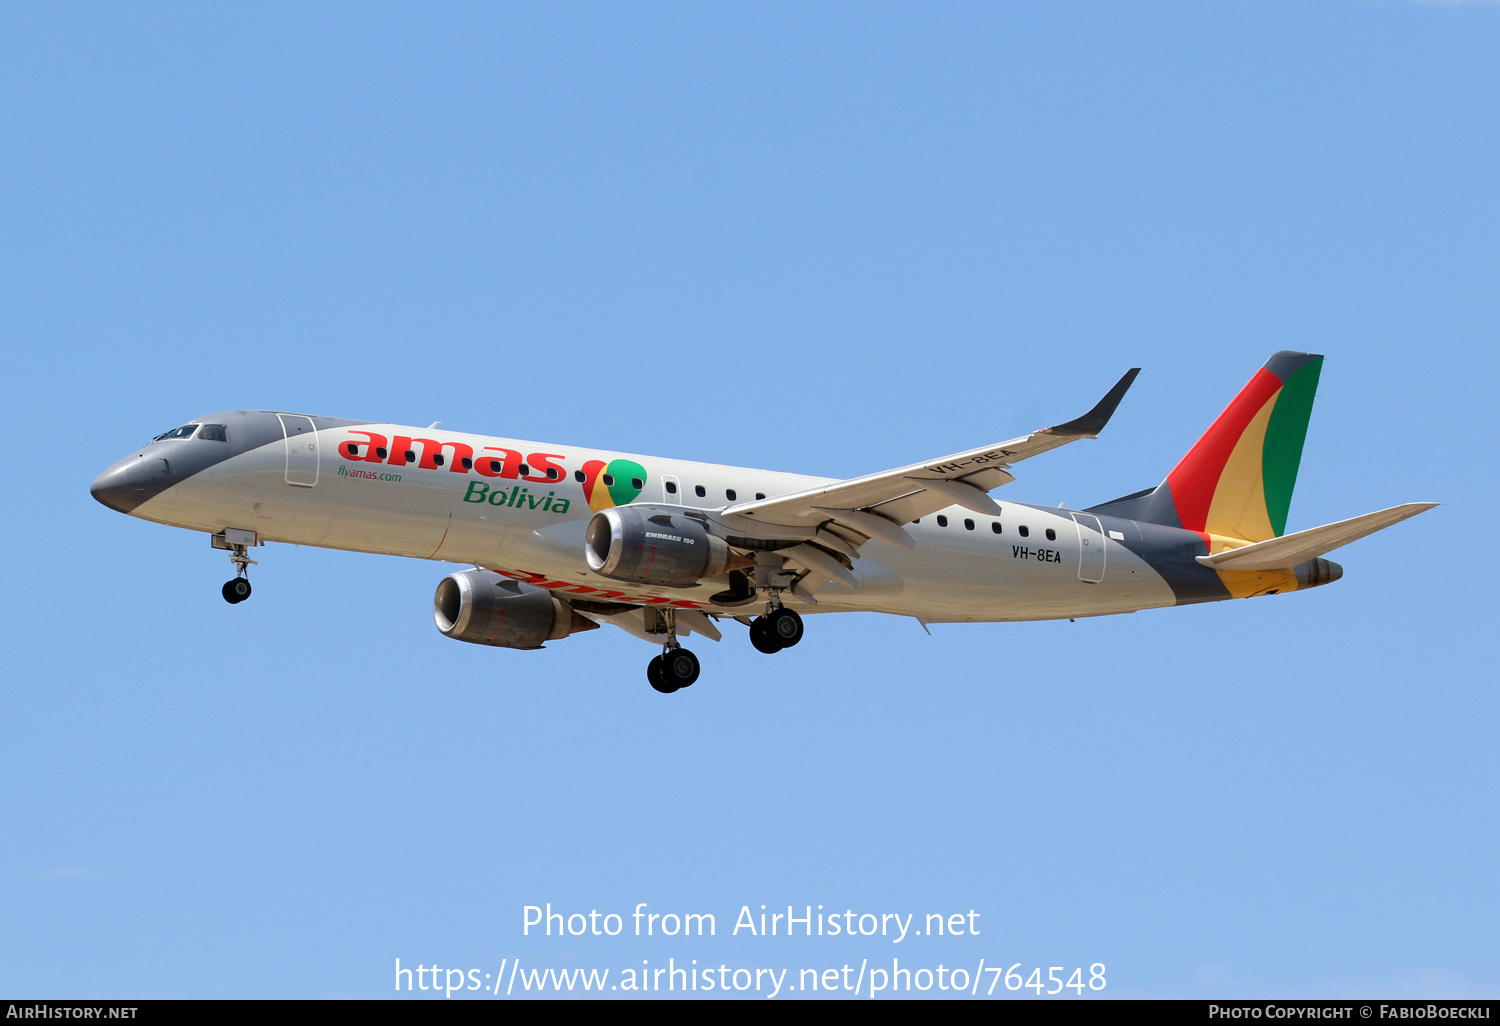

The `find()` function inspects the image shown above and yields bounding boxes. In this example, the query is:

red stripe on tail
[1165,368,1283,533]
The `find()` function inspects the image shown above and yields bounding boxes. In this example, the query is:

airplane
[90,352,1435,694]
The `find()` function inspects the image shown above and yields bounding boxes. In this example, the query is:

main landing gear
[645,606,701,694]
[748,605,803,654]
[636,598,803,693]
[648,647,701,694]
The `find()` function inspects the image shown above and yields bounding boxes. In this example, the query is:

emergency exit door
[278,414,320,487]
[1072,511,1106,583]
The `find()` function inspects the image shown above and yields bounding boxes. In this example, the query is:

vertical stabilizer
[1088,351,1323,543]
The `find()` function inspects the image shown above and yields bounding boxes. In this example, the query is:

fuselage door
[661,474,681,503]
[1072,511,1106,583]
[278,414,319,487]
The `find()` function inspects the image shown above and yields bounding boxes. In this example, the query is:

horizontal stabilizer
[1195,502,1438,571]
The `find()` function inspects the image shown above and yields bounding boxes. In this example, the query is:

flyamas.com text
[523,903,981,941]
[395,958,1108,998]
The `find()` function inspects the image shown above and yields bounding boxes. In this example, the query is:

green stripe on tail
[1261,355,1322,537]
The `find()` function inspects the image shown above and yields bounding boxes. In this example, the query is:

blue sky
[1,1,1495,999]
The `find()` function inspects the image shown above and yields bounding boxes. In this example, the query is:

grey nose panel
[91,456,178,513]
[91,410,373,516]
[89,411,285,513]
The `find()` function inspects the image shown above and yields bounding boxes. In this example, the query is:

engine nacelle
[585,505,743,587]
[433,570,596,649]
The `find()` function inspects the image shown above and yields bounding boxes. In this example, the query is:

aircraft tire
[749,618,783,654]
[222,579,251,604]
[662,648,700,688]
[647,656,678,694]
[767,607,803,648]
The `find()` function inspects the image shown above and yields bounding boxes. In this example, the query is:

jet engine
[584,506,750,587]
[433,570,597,649]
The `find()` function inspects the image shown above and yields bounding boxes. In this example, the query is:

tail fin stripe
[1261,357,1323,537]
[1165,368,1282,534]
[1085,351,1324,543]
[1205,396,1278,543]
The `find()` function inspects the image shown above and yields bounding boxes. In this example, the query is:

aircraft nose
[91,453,177,514]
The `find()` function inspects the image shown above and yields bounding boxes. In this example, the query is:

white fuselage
[130,422,1178,623]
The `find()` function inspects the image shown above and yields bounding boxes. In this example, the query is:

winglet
[1044,368,1140,438]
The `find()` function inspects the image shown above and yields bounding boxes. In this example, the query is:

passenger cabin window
[198,424,228,442]
[694,485,706,497]
[548,467,560,480]
[602,474,615,486]
[726,489,737,501]
[154,424,199,441]
[631,477,643,489]
[991,522,1002,534]
[1018,525,1029,537]
[964,519,975,531]
[518,463,529,476]
[404,450,416,463]
[665,481,678,494]
[432,454,446,467]
[1045,528,1056,541]
[936,515,948,527]
[574,470,586,483]
[461,457,473,470]
[755,493,765,500]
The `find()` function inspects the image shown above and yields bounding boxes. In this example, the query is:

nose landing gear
[221,544,256,604]
[212,529,260,605]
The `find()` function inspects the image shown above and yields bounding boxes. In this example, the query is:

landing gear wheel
[661,647,700,688]
[767,607,803,648]
[647,655,678,694]
[749,618,783,654]
[222,578,252,604]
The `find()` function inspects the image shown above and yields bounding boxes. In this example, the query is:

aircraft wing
[719,368,1140,541]
[467,572,728,645]
[576,605,723,644]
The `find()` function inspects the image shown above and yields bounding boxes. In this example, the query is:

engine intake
[585,506,746,587]
[433,570,596,649]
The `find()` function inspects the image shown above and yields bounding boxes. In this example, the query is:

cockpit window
[153,424,199,441]
[198,424,228,442]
